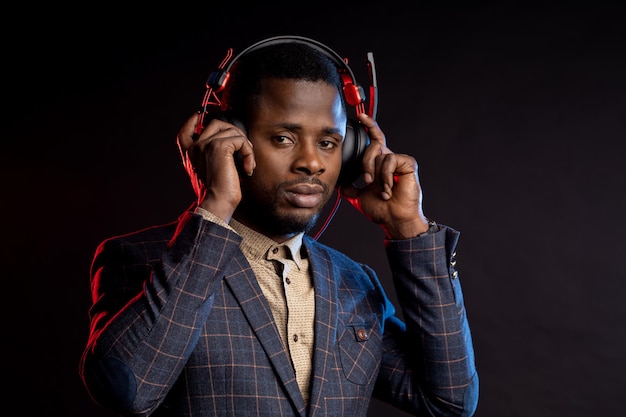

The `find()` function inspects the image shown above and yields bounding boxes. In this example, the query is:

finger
[373,153,397,200]
[357,113,390,150]
[356,113,393,185]
[196,121,256,177]
[238,138,256,176]
[205,119,255,175]
[196,118,247,144]
[177,113,201,152]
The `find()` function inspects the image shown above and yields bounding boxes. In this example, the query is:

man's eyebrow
[275,123,302,131]
[323,127,343,136]
[274,123,343,136]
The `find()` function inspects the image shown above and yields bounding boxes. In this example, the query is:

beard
[235,177,332,237]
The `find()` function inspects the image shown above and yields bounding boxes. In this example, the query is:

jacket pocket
[337,314,383,385]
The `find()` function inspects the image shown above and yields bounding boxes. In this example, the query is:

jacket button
[357,329,368,341]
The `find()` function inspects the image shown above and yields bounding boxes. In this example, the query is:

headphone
[195,35,378,186]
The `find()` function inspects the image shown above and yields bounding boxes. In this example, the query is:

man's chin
[274,210,321,235]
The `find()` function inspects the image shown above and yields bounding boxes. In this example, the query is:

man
[80,36,479,417]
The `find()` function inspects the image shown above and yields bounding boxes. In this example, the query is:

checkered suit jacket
[81,210,478,416]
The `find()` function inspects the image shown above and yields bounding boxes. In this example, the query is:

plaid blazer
[81,210,478,417]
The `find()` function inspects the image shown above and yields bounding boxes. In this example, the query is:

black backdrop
[3,2,625,416]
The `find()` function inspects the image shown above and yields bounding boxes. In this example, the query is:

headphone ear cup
[217,111,247,135]
[339,119,370,186]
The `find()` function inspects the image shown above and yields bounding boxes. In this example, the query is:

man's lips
[284,184,325,208]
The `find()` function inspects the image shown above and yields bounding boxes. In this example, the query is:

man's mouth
[283,184,325,208]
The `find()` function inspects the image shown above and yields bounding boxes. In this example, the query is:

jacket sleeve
[374,225,479,417]
[80,212,243,416]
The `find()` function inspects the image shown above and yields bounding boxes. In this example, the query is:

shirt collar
[230,219,305,269]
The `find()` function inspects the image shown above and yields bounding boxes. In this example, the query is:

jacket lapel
[224,260,307,415]
[304,241,339,417]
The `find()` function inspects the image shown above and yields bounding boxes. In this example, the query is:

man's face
[234,78,346,241]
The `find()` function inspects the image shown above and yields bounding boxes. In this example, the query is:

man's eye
[274,136,294,144]
[319,140,338,150]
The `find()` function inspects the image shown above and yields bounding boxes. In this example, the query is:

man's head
[221,41,346,122]
[223,41,348,241]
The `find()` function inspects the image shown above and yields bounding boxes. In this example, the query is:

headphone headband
[221,35,359,87]
[205,35,368,108]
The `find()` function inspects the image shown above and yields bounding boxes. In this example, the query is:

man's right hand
[177,112,256,223]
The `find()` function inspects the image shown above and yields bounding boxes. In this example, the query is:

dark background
[3,1,625,416]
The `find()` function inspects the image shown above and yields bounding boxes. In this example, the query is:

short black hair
[221,41,345,121]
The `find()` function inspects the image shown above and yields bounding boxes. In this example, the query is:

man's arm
[80,212,242,416]
[375,225,478,417]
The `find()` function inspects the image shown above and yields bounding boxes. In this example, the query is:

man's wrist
[416,220,439,238]
[384,218,436,240]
